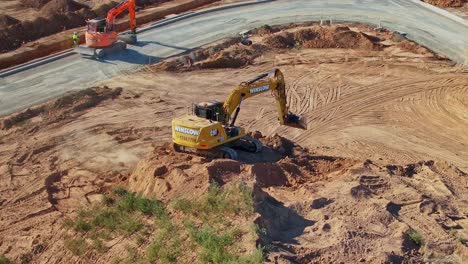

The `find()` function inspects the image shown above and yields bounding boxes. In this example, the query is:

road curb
[0,0,275,78]
[408,0,468,27]
[138,0,275,33]
[0,50,74,78]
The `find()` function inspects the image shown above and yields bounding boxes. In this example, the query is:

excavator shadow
[102,48,161,65]
[236,145,285,164]
[255,188,316,244]
[133,40,192,51]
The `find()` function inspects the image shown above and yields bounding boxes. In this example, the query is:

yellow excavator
[171,69,306,160]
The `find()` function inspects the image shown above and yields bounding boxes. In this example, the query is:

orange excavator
[76,0,137,59]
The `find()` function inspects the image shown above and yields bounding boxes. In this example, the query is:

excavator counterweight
[171,69,307,160]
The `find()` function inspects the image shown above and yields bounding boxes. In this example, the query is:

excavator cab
[193,100,228,124]
[87,19,107,33]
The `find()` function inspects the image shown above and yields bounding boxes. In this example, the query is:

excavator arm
[222,69,306,129]
[106,0,137,32]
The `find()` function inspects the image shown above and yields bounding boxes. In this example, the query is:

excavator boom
[106,0,136,32]
[222,69,306,129]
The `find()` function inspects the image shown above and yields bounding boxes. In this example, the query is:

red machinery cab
[85,18,118,48]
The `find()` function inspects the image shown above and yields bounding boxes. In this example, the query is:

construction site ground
[0,23,467,263]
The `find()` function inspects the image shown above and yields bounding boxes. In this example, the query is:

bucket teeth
[286,113,307,130]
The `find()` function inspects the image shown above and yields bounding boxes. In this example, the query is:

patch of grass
[136,235,146,246]
[102,194,115,206]
[125,246,143,264]
[65,238,88,256]
[237,246,265,264]
[74,218,92,232]
[187,224,236,263]
[407,229,424,246]
[91,238,107,253]
[147,239,180,264]
[120,216,143,234]
[172,198,194,213]
[253,223,267,237]
[115,190,166,218]
[0,255,11,264]
[147,213,181,263]
[175,182,255,223]
[64,187,167,259]
[113,186,129,197]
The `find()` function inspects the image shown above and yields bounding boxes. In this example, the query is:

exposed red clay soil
[0,0,174,53]
[155,24,392,72]
[128,139,468,263]
[424,0,467,7]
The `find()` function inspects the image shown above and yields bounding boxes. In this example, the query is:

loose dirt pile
[1,86,121,130]
[154,24,391,72]
[266,26,382,50]
[424,0,467,8]
[128,137,468,263]
[41,0,89,17]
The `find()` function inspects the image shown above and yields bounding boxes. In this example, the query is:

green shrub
[65,238,88,256]
[237,246,265,264]
[74,219,92,232]
[92,238,107,253]
[92,209,121,231]
[172,198,194,213]
[407,229,424,246]
[120,216,143,234]
[0,255,11,264]
[113,187,129,197]
[188,224,236,263]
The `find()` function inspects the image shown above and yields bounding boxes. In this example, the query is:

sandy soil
[0,24,467,263]
[424,0,468,19]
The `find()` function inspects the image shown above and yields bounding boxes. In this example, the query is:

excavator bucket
[118,32,137,44]
[285,113,307,130]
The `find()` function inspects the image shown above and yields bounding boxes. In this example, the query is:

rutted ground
[0,23,467,263]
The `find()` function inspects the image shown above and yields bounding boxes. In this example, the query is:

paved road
[1,0,467,116]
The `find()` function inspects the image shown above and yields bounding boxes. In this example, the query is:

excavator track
[234,136,263,153]
[173,143,239,160]
[217,146,239,160]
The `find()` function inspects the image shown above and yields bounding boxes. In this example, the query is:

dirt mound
[41,0,89,17]
[264,32,295,48]
[0,0,94,52]
[398,40,432,55]
[424,0,466,7]
[264,26,381,50]
[1,86,122,130]
[199,51,249,69]
[0,15,20,27]
[251,163,289,187]
[293,28,318,44]
[261,134,297,156]
[252,24,280,35]
[21,0,52,9]
[206,159,242,185]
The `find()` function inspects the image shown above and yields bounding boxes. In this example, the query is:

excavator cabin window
[87,19,107,33]
[193,101,226,123]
